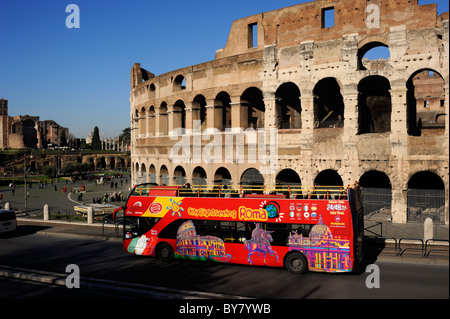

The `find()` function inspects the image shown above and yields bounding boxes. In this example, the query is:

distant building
[0,98,69,149]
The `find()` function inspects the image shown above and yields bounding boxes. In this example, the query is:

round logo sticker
[148,202,163,215]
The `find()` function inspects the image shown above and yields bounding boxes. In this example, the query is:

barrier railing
[424,239,449,257]
[132,184,354,199]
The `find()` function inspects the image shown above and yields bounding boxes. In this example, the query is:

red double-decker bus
[120,183,363,274]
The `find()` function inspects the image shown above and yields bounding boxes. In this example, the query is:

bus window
[159,219,187,239]
[218,221,247,243]
[291,224,313,237]
[124,217,161,238]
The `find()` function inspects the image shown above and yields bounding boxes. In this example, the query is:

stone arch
[406,68,446,136]
[192,166,207,186]
[214,167,232,185]
[160,165,169,185]
[159,102,168,135]
[192,94,207,130]
[357,75,392,134]
[313,78,344,128]
[359,170,392,219]
[173,74,186,91]
[357,35,389,71]
[173,99,186,131]
[275,82,302,129]
[215,91,232,131]
[174,165,187,185]
[241,87,265,129]
[407,170,445,223]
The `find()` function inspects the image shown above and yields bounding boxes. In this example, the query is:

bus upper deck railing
[130,184,355,200]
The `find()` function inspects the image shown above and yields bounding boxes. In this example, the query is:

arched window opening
[192,166,207,186]
[407,69,445,136]
[275,82,302,129]
[174,166,186,186]
[275,169,302,197]
[214,167,232,186]
[357,42,390,71]
[193,95,207,130]
[359,170,392,220]
[215,91,232,131]
[149,164,156,184]
[241,87,265,129]
[407,171,445,223]
[313,78,344,129]
[160,165,169,186]
[173,99,186,131]
[174,74,186,90]
[240,168,264,194]
[357,76,392,134]
[159,102,168,136]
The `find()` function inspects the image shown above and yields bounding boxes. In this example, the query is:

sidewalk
[1,176,132,215]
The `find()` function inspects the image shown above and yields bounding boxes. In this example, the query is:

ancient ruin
[130,0,448,224]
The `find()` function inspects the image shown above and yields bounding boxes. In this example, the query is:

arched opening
[241,87,265,129]
[359,170,392,220]
[357,42,390,71]
[174,165,186,185]
[174,74,186,90]
[159,102,168,135]
[148,106,155,136]
[240,168,264,194]
[275,82,302,129]
[215,91,232,131]
[149,164,156,184]
[192,95,207,130]
[160,165,169,185]
[141,163,147,183]
[214,167,232,185]
[407,69,446,136]
[275,168,302,197]
[407,171,445,223]
[173,99,186,131]
[313,169,343,199]
[313,78,344,128]
[192,166,207,186]
[135,162,140,184]
[139,107,146,136]
[357,75,392,134]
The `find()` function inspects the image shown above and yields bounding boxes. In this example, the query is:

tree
[119,127,130,145]
[91,126,101,150]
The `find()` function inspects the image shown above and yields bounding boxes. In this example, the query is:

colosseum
[130,0,448,225]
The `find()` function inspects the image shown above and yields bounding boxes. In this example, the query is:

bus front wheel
[285,252,308,274]
[156,242,174,261]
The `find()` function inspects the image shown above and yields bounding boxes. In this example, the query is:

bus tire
[156,242,174,261]
[285,252,308,274]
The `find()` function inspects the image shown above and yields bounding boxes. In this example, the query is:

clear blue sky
[1,0,448,139]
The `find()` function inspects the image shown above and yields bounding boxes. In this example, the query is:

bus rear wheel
[285,252,308,274]
[156,242,174,261]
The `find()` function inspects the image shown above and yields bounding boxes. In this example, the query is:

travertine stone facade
[130,0,449,224]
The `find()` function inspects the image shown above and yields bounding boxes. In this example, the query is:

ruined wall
[130,0,449,224]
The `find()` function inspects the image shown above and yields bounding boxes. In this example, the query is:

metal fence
[362,187,446,225]
[407,188,445,224]
[362,187,392,221]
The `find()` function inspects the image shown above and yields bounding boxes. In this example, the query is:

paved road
[1,232,448,300]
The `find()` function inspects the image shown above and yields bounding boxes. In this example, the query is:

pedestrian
[27,190,30,198]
